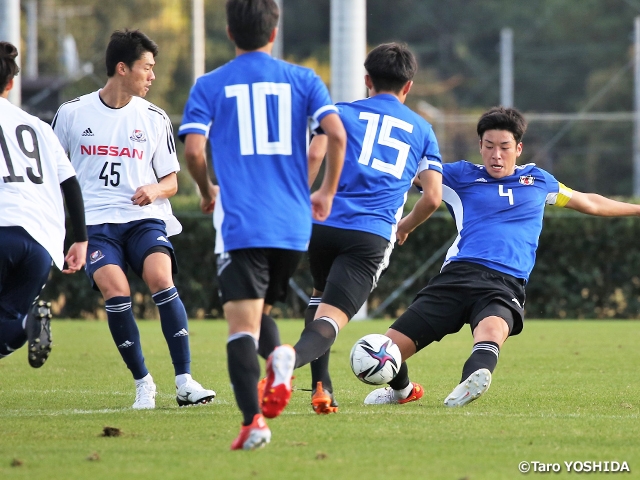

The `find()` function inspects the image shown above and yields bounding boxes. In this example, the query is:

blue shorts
[85,219,177,289]
[0,226,52,321]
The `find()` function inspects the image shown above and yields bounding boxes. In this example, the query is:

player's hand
[131,184,161,206]
[310,189,334,221]
[62,241,88,274]
[200,184,219,214]
[396,217,412,245]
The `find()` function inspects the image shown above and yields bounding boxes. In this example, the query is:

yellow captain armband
[547,182,573,207]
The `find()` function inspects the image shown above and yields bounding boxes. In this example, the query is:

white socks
[135,373,154,386]
[175,373,192,387]
[395,382,414,399]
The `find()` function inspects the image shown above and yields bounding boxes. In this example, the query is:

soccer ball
[350,334,401,385]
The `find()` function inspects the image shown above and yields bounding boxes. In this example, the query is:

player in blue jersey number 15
[262,43,443,417]
[363,106,640,408]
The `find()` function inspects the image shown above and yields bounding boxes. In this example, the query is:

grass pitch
[1,319,638,479]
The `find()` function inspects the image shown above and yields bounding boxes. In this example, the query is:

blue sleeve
[537,167,560,194]
[421,127,443,173]
[306,71,338,131]
[442,161,465,190]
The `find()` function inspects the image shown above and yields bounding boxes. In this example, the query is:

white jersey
[0,97,76,269]
[52,91,182,235]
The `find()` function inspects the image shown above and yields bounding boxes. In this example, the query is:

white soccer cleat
[132,381,157,409]
[176,378,216,407]
[363,382,424,405]
[444,368,492,408]
[364,387,400,405]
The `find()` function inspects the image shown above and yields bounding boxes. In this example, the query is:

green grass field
[1,319,638,479]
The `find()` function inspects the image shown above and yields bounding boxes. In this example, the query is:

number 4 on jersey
[499,184,514,205]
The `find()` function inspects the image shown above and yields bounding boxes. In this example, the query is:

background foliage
[42,206,640,320]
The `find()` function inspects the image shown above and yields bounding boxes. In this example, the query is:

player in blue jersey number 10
[363,106,640,408]
[180,0,346,450]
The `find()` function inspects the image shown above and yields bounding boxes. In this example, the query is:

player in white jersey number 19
[0,41,88,369]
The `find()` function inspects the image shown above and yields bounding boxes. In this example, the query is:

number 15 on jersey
[357,112,413,179]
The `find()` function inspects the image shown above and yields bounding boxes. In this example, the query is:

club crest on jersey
[89,250,105,264]
[519,175,535,185]
[130,129,147,142]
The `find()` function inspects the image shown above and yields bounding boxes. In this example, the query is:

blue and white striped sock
[106,296,148,380]
[153,286,191,376]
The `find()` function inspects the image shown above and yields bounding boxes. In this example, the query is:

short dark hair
[0,41,20,93]
[477,106,527,144]
[226,0,279,51]
[105,29,158,77]
[364,43,417,94]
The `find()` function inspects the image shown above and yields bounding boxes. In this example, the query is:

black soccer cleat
[26,300,53,368]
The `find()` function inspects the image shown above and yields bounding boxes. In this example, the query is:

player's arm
[131,172,178,206]
[397,169,442,245]
[564,190,640,216]
[183,132,218,214]
[310,113,346,221]
[60,176,88,274]
[308,133,327,187]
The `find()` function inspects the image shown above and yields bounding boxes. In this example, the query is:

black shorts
[216,248,303,305]
[390,261,526,352]
[308,224,393,319]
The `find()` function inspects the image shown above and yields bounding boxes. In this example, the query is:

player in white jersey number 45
[52,30,214,409]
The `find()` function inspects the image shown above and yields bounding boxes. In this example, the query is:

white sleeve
[51,107,69,154]
[150,107,180,178]
[44,124,76,183]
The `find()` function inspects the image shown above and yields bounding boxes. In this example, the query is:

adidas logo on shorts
[81,128,94,136]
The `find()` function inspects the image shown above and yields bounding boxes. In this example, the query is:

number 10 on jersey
[225,82,292,156]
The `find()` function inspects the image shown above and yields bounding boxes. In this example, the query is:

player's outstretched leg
[443,368,491,407]
[26,300,52,368]
[364,362,424,405]
[261,344,295,418]
[231,413,271,451]
[444,341,499,407]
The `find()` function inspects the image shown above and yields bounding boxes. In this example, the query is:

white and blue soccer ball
[350,334,401,385]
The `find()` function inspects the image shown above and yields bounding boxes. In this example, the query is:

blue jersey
[441,161,573,280]
[317,94,442,241]
[179,52,337,251]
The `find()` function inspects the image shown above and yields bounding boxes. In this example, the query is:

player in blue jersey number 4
[363,106,640,408]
